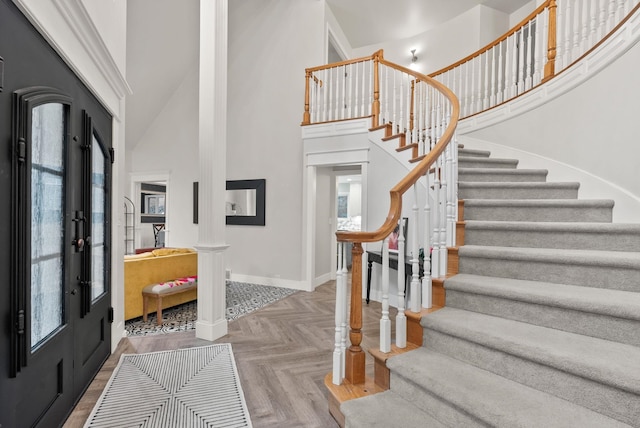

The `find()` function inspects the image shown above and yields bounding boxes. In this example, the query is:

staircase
[341,146,640,427]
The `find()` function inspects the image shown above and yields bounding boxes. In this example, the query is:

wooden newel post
[345,242,365,384]
[371,51,381,128]
[543,0,557,82]
[302,70,311,125]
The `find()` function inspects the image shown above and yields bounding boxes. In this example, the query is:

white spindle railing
[333,242,345,385]
[303,0,638,388]
[426,0,639,120]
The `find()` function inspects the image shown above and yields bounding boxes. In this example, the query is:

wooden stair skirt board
[325,374,384,428]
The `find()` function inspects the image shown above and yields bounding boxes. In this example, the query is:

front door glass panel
[30,102,65,349]
[91,133,107,301]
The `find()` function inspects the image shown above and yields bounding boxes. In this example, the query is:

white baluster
[410,185,421,313]
[380,237,391,353]
[357,62,361,117]
[421,175,432,309]
[431,159,441,278]
[608,0,617,31]
[616,0,626,22]
[396,214,407,348]
[565,0,574,69]
[598,0,608,41]
[590,0,599,47]
[368,60,373,116]
[556,0,564,71]
[504,38,512,101]
[340,241,348,378]
[346,64,352,119]
[341,65,346,120]
[490,48,497,107]
[496,42,504,105]
[463,62,470,116]
[463,58,476,116]
[510,34,519,98]
[333,242,344,385]
[525,22,533,90]
[517,29,525,94]
[439,144,448,276]
[535,14,545,83]
[483,52,490,109]
[582,0,590,55]
[573,1,582,60]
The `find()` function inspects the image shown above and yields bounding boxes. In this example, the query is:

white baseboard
[230,273,312,292]
[313,272,333,288]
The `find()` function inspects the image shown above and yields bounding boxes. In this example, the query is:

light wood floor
[63,279,394,428]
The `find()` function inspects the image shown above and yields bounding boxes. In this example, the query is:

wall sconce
[410,49,418,63]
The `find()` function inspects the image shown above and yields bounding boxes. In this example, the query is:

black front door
[0,1,113,426]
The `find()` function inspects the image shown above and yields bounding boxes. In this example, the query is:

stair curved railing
[302,0,639,393]
[303,50,460,386]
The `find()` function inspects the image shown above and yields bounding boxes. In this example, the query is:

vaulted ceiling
[124,0,532,150]
[326,0,533,48]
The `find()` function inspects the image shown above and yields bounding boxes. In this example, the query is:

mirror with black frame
[226,179,265,225]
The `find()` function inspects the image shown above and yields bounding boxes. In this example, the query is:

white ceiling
[326,0,533,48]
[124,0,532,150]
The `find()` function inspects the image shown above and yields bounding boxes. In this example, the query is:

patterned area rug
[126,281,298,336]
[84,344,252,427]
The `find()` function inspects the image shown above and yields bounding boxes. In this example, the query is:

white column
[196,0,229,341]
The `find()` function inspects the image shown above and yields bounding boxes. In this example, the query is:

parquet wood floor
[63,279,395,428]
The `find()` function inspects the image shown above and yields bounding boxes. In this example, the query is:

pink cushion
[143,275,198,295]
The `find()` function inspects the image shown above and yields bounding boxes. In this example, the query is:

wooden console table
[366,250,425,304]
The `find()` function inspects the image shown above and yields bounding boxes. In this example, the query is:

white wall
[467,39,640,222]
[315,168,333,285]
[131,67,200,247]
[352,5,513,74]
[325,1,353,61]
[226,0,325,285]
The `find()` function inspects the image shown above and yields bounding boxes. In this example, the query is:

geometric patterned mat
[84,344,252,427]
[125,281,298,336]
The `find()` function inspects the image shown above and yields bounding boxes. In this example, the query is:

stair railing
[304,0,638,390]
[304,51,459,386]
[429,0,640,119]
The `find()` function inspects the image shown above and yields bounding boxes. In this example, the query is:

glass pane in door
[30,103,65,349]
[91,133,107,301]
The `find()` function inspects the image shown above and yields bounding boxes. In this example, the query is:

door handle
[71,289,78,295]
[72,210,86,252]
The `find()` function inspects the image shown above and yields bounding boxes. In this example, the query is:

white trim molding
[13,0,132,117]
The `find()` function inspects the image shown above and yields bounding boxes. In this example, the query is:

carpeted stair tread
[458,148,491,157]
[458,156,519,169]
[458,245,640,291]
[459,167,548,182]
[462,198,614,222]
[387,348,632,428]
[446,273,640,321]
[444,273,640,346]
[463,220,640,251]
[421,308,640,395]
[459,181,580,199]
[341,390,447,428]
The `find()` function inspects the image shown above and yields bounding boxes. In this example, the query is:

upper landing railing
[431,0,640,119]
[302,0,639,126]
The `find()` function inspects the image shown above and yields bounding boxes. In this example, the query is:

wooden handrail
[336,58,459,244]
[337,54,459,386]
[304,51,379,73]
[428,0,551,78]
